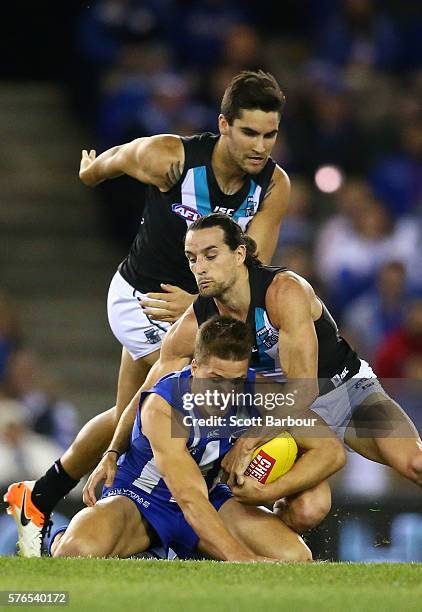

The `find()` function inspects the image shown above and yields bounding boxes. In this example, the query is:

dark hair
[194,315,253,364]
[221,70,285,125]
[187,213,261,268]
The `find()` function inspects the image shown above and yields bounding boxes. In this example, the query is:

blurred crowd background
[71,0,422,366]
[0,0,421,560]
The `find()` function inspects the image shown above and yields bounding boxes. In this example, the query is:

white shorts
[310,360,386,441]
[107,271,170,361]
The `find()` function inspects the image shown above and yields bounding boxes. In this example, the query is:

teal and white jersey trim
[254,307,283,377]
[192,166,212,217]
[178,167,262,229]
[232,180,261,230]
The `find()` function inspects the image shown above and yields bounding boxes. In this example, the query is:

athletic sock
[31,459,79,516]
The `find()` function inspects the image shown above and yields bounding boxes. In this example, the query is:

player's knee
[290,493,331,532]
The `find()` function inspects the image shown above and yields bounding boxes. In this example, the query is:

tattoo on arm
[164,161,182,189]
[261,179,275,203]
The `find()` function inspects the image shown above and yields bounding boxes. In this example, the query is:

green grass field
[1,559,421,611]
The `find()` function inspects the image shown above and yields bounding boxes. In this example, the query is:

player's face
[191,356,250,414]
[219,109,279,175]
[185,227,244,297]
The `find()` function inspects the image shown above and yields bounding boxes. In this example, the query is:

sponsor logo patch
[145,328,161,344]
[213,205,235,216]
[244,450,275,483]
[245,196,257,217]
[257,326,279,349]
[206,429,220,439]
[103,488,150,508]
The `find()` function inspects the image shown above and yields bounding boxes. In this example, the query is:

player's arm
[272,273,320,380]
[222,274,321,485]
[143,396,258,561]
[83,308,197,506]
[262,418,346,502]
[246,165,290,264]
[79,135,185,192]
[231,417,346,506]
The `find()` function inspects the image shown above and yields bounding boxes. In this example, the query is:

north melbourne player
[50,317,312,562]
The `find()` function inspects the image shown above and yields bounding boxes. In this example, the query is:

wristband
[102,449,120,458]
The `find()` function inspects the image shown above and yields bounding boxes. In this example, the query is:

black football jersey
[193,265,361,394]
[119,132,276,293]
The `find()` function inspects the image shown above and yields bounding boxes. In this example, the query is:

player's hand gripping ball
[245,434,297,484]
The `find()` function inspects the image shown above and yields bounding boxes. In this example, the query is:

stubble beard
[198,280,226,298]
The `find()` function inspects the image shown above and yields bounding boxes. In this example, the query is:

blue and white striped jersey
[116,365,257,503]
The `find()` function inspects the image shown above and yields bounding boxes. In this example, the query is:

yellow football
[245,434,297,484]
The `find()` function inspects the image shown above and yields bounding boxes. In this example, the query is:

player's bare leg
[59,409,115,480]
[52,496,155,558]
[345,393,422,486]
[197,498,312,561]
[272,480,331,533]
[5,348,160,557]
[114,348,159,426]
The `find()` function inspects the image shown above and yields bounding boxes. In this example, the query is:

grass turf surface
[0,558,421,611]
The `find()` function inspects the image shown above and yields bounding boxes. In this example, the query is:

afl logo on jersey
[171,203,201,222]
